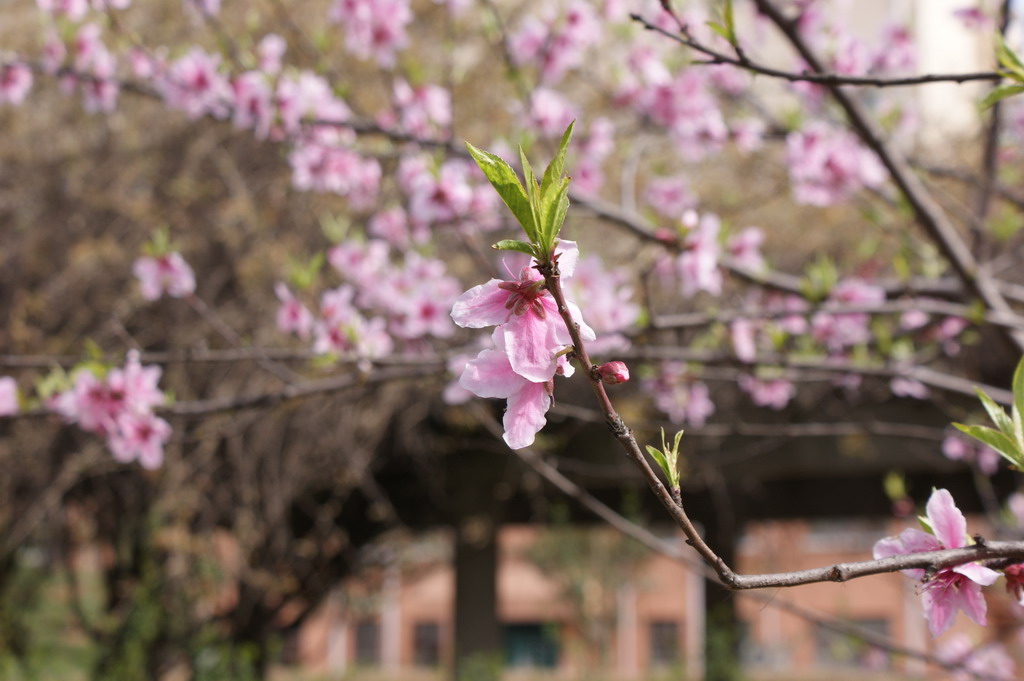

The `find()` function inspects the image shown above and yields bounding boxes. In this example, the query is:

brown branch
[629,13,1003,88]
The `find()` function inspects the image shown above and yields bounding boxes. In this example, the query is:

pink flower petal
[459,347,524,399]
[451,279,511,328]
[927,488,967,549]
[504,311,561,383]
[502,381,551,449]
[954,562,1000,586]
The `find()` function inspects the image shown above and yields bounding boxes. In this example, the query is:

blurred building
[291,518,1021,679]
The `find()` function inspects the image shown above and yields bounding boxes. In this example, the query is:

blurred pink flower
[0,377,18,416]
[133,252,196,301]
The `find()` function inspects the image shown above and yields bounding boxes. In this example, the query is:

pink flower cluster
[451,242,595,448]
[811,278,886,350]
[786,123,887,206]
[643,362,715,427]
[561,253,640,352]
[329,0,412,68]
[276,239,461,359]
[51,352,170,469]
[397,155,499,232]
[621,49,727,160]
[739,375,795,410]
[510,1,601,84]
[874,488,1000,637]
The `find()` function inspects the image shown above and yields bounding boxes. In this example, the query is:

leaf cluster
[465,122,575,264]
[953,356,1024,468]
[982,35,1024,109]
[646,427,684,490]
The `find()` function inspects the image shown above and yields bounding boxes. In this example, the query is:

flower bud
[597,361,629,385]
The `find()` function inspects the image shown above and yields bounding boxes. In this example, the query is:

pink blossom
[459,330,559,449]
[730,319,758,362]
[739,375,795,410]
[529,88,578,138]
[874,25,916,74]
[731,118,765,154]
[891,377,929,400]
[786,123,886,206]
[1008,492,1024,528]
[726,227,765,271]
[133,252,196,301]
[645,175,695,219]
[953,7,993,30]
[159,47,231,119]
[232,72,273,138]
[644,363,715,426]
[36,0,89,21]
[0,64,32,106]
[108,411,171,469]
[406,159,474,226]
[639,68,727,160]
[677,212,722,297]
[0,377,18,416]
[257,34,287,75]
[937,634,1016,681]
[369,207,417,248]
[561,254,639,350]
[80,48,118,114]
[392,79,451,137]
[451,241,594,382]
[873,488,1000,637]
[107,351,165,412]
[900,309,929,330]
[329,0,412,68]
[811,279,885,350]
[942,433,1000,476]
[275,283,314,340]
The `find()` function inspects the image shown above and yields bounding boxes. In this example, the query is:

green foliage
[286,252,324,291]
[799,255,838,302]
[952,356,1024,468]
[982,35,1024,109]
[645,427,684,490]
[466,122,575,262]
[706,0,737,47]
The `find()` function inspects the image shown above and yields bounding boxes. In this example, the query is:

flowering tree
[3,0,1024,678]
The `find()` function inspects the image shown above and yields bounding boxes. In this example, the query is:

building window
[649,620,680,668]
[355,618,380,666]
[504,623,559,668]
[815,618,889,670]
[413,621,441,667]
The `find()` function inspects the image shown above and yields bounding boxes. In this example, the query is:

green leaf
[953,423,1022,465]
[1013,355,1024,433]
[646,445,669,476]
[540,177,570,251]
[465,142,536,240]
[705,21,731,42]
[996,34,1024,81]
[981,83,1024,110]
[519,146,545,242]
[975,387,1013,434]
[491,240,537,256]
[540,121,574,199]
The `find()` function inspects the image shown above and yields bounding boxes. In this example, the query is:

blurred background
[3,1,1024,680]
